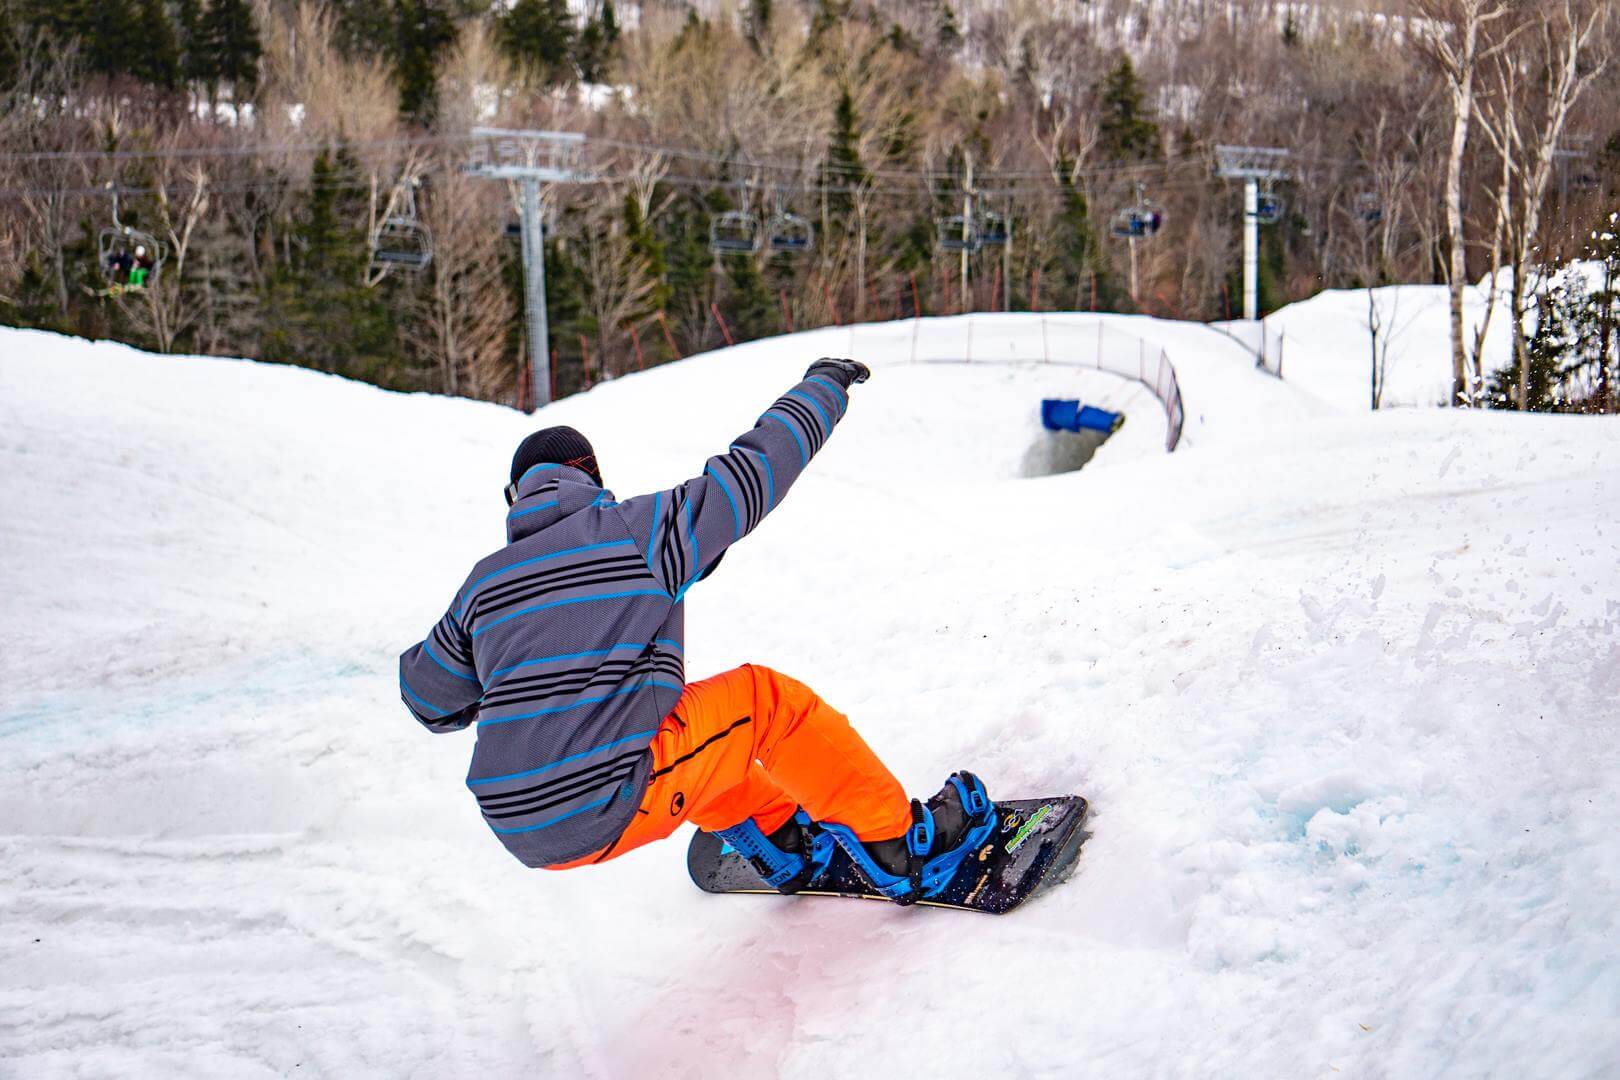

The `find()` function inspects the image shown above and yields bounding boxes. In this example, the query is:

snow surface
[3,304,1618,1078]
[1264,283,1518,413]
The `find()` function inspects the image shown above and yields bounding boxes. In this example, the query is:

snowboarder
[399,359,997,904]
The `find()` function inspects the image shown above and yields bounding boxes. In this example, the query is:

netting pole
[656,310,681,359]
[821,278,841,326]
[630,324,645,370]
[711,303,734,346]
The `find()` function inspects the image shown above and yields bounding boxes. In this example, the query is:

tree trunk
[1511,260,1531,409]
[1444,53,1474,406]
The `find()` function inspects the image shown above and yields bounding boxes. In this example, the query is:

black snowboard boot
[821,771,998,903]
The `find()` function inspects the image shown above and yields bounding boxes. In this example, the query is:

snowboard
[686,795,1089,915]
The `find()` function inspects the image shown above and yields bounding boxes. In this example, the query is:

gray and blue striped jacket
[399,372,850,867]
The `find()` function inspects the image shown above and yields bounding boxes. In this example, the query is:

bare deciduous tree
[1414,0,1513,406]
[1477,0,1613,409]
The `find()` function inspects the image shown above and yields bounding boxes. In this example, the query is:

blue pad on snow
[1041,398,1123,434]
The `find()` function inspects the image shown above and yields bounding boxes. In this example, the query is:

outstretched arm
[399,602,483,732]
[616,359,869,598]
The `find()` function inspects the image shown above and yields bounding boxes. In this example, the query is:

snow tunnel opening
[1018,424,1117,476]
[1018,398,1125,476]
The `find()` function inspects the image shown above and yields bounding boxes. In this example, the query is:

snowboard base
[686,795,1089,915]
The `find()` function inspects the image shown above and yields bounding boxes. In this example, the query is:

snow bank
[1264,283,1521,412]
[3,313,1618,1078]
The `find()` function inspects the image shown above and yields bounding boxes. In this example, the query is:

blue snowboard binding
[819,771,999,906]
[712,809,837,894]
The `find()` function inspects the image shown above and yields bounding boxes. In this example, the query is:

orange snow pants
[549,664,912,868]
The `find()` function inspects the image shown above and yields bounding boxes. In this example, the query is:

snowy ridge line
[845,313,1187,450]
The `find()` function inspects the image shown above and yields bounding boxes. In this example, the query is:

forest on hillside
[1,0,1616,409]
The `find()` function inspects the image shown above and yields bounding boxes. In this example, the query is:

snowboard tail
[686,795,1089,915]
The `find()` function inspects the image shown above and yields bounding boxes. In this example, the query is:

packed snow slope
[1262,279,1519,412]
[3,311,1618,1079]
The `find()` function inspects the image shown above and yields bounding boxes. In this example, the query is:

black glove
[805,358,870,388]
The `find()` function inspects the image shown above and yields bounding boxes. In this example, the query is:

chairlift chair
[937,214,981,253]
[371,179,433,272]
[99,225,167,289]
[710,210,762,255]
[1110,206,1164,240]
[98,185,165,289]
[977,211,1010,247]
[373,217,434,270]
[766,211,814,254]
[1255,192,1285,226]
[1354,192,1383,226]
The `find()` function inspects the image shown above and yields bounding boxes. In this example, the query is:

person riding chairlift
[107,247,134,285]
[128,246,154,289]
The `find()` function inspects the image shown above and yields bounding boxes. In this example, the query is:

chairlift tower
[1553,137,1595,196]
[960,151,974,308]
[463,128,588,410]
[1216,145,1290,321]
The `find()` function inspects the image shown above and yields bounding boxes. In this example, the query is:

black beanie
[510,426,602,488]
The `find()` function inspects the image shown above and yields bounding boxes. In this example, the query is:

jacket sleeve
[398,602,483,733]
[615,372,850,598]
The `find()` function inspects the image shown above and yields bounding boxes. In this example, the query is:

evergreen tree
[497,0,574,84]
[1488,286,1573,411]
[0,4,19,89]
[935,1,960,50]
[721,252,776,341]
[330,0,393,58]
[826,86,865,221]
[575,0,619,82]
[175,0,209,87]
[393,0,455,121]
[542,234,590,395]
[1053,163,1122,312]
[263,147,399,384]
[63,0,144,82]
[808,0,848,45]
[662,194,718,356]
[744,0,770,50]
[127,0,180,88]
[1586,211,1620,410]
[1095,55,1159,162]
[201,0,261,106]
[623,191,670,313]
